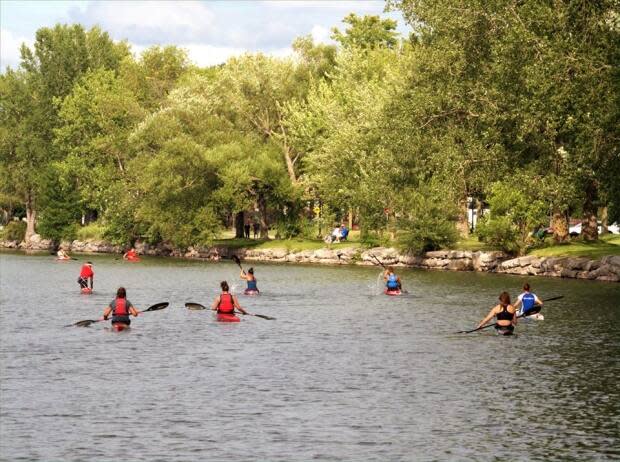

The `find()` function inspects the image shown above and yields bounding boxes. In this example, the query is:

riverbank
[2,234,619,282]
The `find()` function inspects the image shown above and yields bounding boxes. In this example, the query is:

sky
[0,0,409,70]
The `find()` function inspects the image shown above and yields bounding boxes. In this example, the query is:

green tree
[331,13,400,50]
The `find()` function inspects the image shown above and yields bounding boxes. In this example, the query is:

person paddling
[240,267,259,294]
[477,292,517,335]
[211,281,247,322]
[103,287,139,330]
[383,266,402,291]
[123,247,138,260]
[77,262,94,290]
[513,282,543,317]
[57,249,71,260]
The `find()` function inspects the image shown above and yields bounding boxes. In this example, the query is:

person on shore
[477,292,517,334]
[103,287,139,329]
[57,249,71,260]
[244,222,251,239]
[253,221,260,239]
[123,247,138,260]
[513,282,543,317]
[77,262,94,290]
[240,267,259,293]
[211,281,248,318]
[383,266,402,291]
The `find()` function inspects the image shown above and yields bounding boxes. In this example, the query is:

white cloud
[0,28,32,70]
[310,24,331,44]
[262,1,383,11]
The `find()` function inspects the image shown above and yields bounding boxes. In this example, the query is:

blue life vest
[521,293,536,313]
[387,274,399,289]
[247,278,258,290]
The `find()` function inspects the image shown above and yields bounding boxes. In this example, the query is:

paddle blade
[543,296,564,302]
[251,313,276,320]
[185,302,207,310]
[142,302,169,312]
[66,319,100,328]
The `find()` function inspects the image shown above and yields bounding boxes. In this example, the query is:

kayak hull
[125,257,141,262]
[112,323,130,332]
[217,313,240,323]
[384,289,402,296]
[495,327,514,336]
[80,287,93,295]
[244,289,260,296]
[56,258,71,262]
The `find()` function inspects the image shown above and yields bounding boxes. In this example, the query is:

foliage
[76,222,107,241]
[0,221,26,241]
[331,13,400,49]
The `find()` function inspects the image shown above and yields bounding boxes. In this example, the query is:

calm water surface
[1,252,619,461]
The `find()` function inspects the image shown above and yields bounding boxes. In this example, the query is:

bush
[76,222,107,241]
[476,216,519,254]
[1,221,26,241]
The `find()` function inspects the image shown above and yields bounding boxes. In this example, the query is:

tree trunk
[456,198,469,237]
[283,145,297,183]
[599,206,608,235]
[348,208,353,230]
[551,211,569,243]
[258,192,269,239]
[581,181,598,241]
[25,190,36,241]
[234,212,245,239]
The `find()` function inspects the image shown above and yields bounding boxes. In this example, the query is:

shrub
[76,222,107,241]
[1,221,26,241]
[476,216,519,254]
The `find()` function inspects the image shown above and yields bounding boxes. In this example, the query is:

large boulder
[21,234,54,251]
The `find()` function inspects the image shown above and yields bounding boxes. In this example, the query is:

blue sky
[1,1,409,69]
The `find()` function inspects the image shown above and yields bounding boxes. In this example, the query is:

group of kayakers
[477,283,543,334]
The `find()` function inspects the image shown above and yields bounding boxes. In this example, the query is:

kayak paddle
[184,302,275,320]
[457,296,565,334]
[370,254,386,269]
[231,255,245,274]
[65,302,169,327]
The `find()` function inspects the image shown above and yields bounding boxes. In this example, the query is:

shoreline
[2,236,619,282]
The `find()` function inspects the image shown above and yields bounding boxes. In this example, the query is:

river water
[1,252,618,461]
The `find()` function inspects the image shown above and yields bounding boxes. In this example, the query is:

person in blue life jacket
[383,266,402,291]
[240,267,259,293]
[513,282,543,316]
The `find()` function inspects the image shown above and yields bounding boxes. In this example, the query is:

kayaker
[513,282,543,317]
[383,266,402,291]
[57,249,71,260]
[477,291,518,334]
[211,281,248,316]
[103,287,139,329]
[77,262,94,290]
[240,268,259,293]
[123,247,138,260]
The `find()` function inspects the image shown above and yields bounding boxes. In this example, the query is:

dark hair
[116,287,126,298]
[220,281,229,292]
[499,291,511,306]
[248,268,254,274]
[387,266,394,272]
[87,261,93,265]
[523,282,531,291]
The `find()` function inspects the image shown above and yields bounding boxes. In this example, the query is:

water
[1,252,619,461]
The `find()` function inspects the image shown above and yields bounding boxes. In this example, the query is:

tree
[331,13,400,50]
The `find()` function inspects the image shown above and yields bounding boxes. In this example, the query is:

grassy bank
[529,234,620,259]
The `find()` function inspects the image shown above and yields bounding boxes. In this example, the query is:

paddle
[184,302,276,320]
[457,296,565,334]
[371,254,408,293]
[65,302,169,327]
[231,255,245,274]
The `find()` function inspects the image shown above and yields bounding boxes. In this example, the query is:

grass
[451,236,495,252]
[212,237,360,253]
[529,234,620,259]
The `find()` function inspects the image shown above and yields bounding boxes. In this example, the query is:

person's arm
[211,295,220,311]
[129,304,139,317]
[89,274,94,289]
[513,295,522,310]
[512,306,518,325]
[233,296,248,315]
[477,306,497,328]
[103,306,112,320]
[240,270,247,279]
[534,295,543,306]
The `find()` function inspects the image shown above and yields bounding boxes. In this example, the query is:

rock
[0,240,19,248]
[21,234,54,251]
[447,258,473,271]
[314,248,336,260]
[426,250,449,258]
[596,274,620,282]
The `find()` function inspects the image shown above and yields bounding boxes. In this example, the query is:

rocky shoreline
[2,235,619,282]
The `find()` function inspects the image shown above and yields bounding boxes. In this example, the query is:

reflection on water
[1,252,619,461]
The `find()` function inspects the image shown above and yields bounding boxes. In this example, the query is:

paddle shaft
[67,302,168,327]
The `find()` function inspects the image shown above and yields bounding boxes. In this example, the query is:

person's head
[248,268,254,275]
[116,287,126,298]
[523,282,531,292]
[499,291,511,306]
[87,261,93,266]
[220,281,229,292]
[387,266,394,273]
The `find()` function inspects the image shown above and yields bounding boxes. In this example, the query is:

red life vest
[218,293,234,314]
[80,265,93,278]
[113,298,129,316]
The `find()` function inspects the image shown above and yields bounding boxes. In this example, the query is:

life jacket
[218,293,234,314]
[113,298,129,316]
[496,304,513,322]
[387,274,399,289]
[80,265,93,278]
[247,278,258,290]
[521,293,536,312]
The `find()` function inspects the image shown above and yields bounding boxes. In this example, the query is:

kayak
[495,326,514,336]
[244,289,260,296]
[80,287,93,294]
[522,312,545,321]
[384,289,402,296]
[125,257,141,262]
[216,313,240,323]
[56,257,71,262]
[111,323,130,332]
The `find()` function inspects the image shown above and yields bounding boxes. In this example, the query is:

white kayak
[519,311,544,321]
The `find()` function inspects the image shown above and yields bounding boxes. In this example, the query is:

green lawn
[529,234,620,259]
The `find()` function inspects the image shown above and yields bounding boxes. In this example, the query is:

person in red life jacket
[102,287,139,328]
[211,281,248,316]
[123,247,138,260]
[77,262,94,289]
